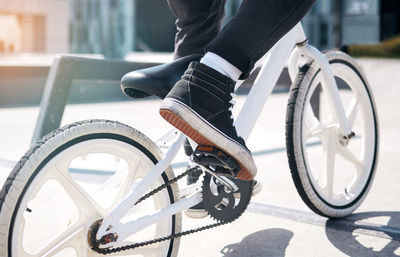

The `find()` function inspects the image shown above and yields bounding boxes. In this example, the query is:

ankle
[200,52,242,81]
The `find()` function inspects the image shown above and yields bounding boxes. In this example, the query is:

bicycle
[0,22,378,256]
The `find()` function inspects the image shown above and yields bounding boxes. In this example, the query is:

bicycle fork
[288,42,353,139]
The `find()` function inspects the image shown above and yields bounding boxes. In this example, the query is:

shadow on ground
[220,228,293,257]
[326,211,400,257]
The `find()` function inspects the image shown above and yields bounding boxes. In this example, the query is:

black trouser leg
[205,0,316,79]
[166,0,316,157]
[166,0,226,60]
[166,0,226,158]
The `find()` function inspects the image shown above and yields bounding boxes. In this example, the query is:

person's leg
[161,0,316,180]
[166,0,226,162]
[166,0,226,59]
[167,0,226,158]
[167,0,233,216]
[205,0,317,79]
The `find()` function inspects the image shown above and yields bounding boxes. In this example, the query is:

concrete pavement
[1,58,400,256]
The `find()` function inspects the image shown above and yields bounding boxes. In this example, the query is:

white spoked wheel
[286,51,379,218]
[0,120,181,257]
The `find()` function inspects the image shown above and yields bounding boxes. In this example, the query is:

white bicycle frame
[96,22,353,246]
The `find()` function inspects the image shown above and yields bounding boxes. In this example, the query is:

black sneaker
[160,62,257,181]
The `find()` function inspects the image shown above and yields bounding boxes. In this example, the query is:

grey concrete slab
[178,211,400,257]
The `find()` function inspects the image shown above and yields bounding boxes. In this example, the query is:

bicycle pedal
[191,145,240,176]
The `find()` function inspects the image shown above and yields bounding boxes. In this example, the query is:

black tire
[286,51,379,218]
[0,120,181,257]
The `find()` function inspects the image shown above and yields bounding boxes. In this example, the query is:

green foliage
[347,35,400,58]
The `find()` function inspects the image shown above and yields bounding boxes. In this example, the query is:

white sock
[200,52,242,81]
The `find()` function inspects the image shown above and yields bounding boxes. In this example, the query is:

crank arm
[180,181,203,198]
[198,164,239,193]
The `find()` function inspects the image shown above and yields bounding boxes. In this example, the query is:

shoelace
[228,92,237,121]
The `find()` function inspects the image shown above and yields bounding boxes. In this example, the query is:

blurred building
[1,0,399,57]
[0,15,20,52]
[303,0,399,48]
[69,0,400,58]
[380,0,400,41]
[69,0,176,59]
[0,0,69,53]
[303,0,381,49]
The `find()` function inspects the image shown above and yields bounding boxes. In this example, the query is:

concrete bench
[31,56,161,144]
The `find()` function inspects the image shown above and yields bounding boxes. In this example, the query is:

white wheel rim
[301,61,376,207]
[12,138,174,257]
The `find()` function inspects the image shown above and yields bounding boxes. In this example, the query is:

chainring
[202,172,253,222]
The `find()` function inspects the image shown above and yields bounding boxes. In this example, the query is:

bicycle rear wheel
[286,51,379,218]
[0,120,181,257]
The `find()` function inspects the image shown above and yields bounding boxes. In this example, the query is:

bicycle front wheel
[286,51,379,218]
[0,120,181,257]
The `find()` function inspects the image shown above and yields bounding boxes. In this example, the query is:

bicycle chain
[91,167,233,255]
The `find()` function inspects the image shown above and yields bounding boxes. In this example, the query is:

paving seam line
[248,202,400,241]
